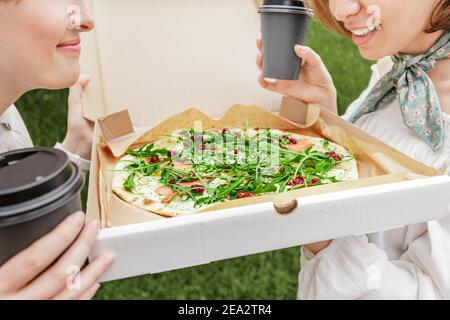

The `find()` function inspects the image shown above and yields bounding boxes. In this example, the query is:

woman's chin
[358,47,388,61]
[62,71,81,88]
[43,69,80,89]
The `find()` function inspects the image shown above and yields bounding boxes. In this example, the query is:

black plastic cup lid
[263,0,305,7]
[259,6,314,15]
[260,0,313,14]
[0,148,72,210]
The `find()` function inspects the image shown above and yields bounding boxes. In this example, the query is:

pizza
[112,128,358,217]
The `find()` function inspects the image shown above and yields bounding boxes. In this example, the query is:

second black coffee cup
[259,0,313,80]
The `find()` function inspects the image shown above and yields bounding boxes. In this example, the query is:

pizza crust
[112,188,176,218]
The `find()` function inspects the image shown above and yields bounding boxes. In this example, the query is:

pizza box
[81,0,450,282]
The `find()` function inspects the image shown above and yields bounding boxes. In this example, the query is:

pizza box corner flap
[98,109,135,142]
[279,97,322,128]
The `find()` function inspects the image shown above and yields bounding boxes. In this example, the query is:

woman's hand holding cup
[0,212,114,300]
[257,39,338,114]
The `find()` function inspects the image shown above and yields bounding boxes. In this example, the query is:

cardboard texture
[98,110,134,141]
[81,0,281,124]
[80,0,450,281]
[87,106,450,281]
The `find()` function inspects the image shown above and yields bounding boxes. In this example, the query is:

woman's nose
[78,1,95,32]
[331,0,361,21]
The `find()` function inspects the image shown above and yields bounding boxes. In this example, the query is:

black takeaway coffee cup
[259,0,314,80]
[0,148,84,265]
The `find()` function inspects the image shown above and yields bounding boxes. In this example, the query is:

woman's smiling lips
[351,29,378,46]
[56,37,81,54]
[345,24,380,47]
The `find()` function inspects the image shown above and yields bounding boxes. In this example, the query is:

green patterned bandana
[348,31,450,151]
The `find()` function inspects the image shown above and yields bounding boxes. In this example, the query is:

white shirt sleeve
[298,216,450,300]
[0,105,34,153]
[0,105,90,172]
[54,142,91,172]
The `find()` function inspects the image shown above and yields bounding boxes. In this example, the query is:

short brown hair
[307,0,450,37]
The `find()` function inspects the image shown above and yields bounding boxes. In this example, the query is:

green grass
[14,21,373,300]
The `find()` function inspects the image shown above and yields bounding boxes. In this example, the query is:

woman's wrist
[62,135,91,160]
[55,142,91,171]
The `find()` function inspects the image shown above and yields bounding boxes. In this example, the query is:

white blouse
[298,64,450,300]
[0,105,90,171]
[0,105,34,152]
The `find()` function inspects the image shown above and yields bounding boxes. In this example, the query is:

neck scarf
[348,31,450,151]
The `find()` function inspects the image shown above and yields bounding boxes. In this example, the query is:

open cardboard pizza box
[81,0,450,282]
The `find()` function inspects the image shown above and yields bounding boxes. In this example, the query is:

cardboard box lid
[80,0,281,126]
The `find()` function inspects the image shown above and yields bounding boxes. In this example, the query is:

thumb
[69,74,90,106]
[294,45,322,68]
[68,74,91,119]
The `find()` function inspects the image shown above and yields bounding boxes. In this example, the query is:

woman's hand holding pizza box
[61,75,94,161]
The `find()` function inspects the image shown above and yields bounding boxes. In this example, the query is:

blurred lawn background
[15,21,373,299]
